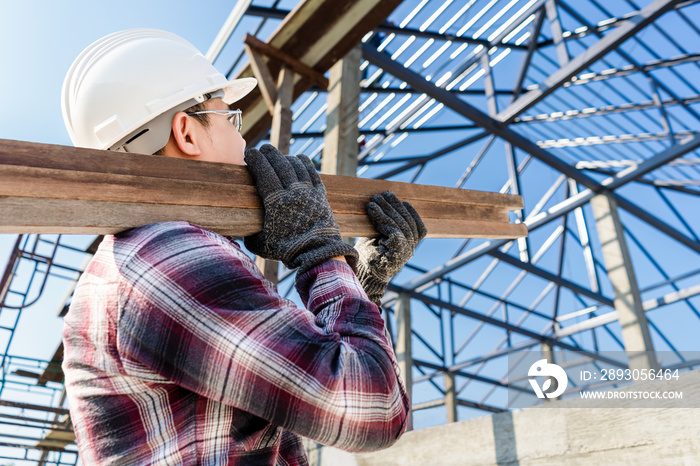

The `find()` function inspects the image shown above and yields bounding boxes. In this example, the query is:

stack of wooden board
[0,139,527,239]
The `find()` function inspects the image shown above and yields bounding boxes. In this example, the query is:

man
[61,29,426,465]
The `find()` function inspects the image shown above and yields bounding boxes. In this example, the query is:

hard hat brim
[220,77,258,106]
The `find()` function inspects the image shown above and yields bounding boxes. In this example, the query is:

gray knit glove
[244,144,358,275]
[355,191,427,304]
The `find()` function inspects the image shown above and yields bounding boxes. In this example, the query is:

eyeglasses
[186,109,243,132]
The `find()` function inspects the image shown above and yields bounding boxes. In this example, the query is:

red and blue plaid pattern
[62,222,408,465]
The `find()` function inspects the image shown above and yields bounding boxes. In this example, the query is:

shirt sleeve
[115,223,409,452]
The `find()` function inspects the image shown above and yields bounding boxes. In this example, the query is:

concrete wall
[306,370,700,465]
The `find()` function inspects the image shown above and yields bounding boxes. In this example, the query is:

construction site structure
[1,0,700,464]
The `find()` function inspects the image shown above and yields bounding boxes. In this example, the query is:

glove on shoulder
[244,144,358,276]
[355,191,427,305]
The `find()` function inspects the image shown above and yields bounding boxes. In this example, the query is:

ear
[171,111,202,157]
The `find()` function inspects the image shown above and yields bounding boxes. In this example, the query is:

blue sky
[1,1,239,146]
[0,1,244,325]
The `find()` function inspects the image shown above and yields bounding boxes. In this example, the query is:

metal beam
[537,131,696,148]
[354,86,520,96]
[0,400,69,416]
[488,250,614,307]
[604,133,700,190]
[563,53,700,86]
[512,8,546,101]
[515,94,700,123]
[413,341,541,385]
[404,129,700,290]
[388,284,627,369]
[578,158,700,170]
[374,23,528,49]
[205,0,253,62]
[246,5,288,20]
[362,43,602,190]
[447,0,549,89]
[364,46,700,291]
[545,0,570,65]
[538,14,628,45]
[613,194,700,254]
[291,123,479,140]
[556,0,700,124]
[377,131,490,180]
[356,0,548,161]
[400,264,555,322]
[569,180,603,296]
[557,283,700,337]
[412,359,510,391]
[497,0,679,123]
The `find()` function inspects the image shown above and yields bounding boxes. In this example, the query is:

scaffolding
[0,234,96,464]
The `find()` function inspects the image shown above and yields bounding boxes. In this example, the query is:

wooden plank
[245,45,277,114]
[0,139,522,210]
[0,139,528,239]
[321,176,523,209]
[0,164,513,222]
[0,140,522,211]
[0,164,261,209]
[38,345,64,386]
[0,139,523,210]
[268,0,328,47]
[0,197,527,239]
[0,197,264,236]
[336,214,527,239]
[244,34,329,89]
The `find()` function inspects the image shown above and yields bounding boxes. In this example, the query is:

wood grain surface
[0,139,528,239]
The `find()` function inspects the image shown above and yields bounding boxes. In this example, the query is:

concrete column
[396,293,413,431]
[322,45,360,177]
[541,342,557,402]
[255,256,280,284]
[270,66,294,155]
[591,193,659,371]
[541,342,555,364]
[444,372,458,424]
[323,46,360,247]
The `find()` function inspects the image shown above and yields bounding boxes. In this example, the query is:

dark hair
[152,96,212,156]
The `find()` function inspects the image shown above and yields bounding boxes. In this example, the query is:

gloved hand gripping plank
[0,139,528,239]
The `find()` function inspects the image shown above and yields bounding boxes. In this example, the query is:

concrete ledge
[308,370,700,465]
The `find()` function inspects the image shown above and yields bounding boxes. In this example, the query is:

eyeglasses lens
[230,113,242,132]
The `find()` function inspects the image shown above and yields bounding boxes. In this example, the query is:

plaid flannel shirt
[62,222,409,465]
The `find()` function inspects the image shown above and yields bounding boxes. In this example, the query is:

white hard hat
[62,28,257,154]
